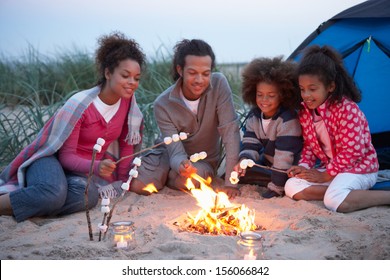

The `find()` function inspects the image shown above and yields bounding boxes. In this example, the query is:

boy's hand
[217,186,240,199]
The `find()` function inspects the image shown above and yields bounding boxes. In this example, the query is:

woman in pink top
[0,32,145,222]
[285,45,390,213]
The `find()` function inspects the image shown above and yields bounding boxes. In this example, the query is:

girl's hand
[287,165,306,177]
[288,166,333,183]
[98,159,116,178]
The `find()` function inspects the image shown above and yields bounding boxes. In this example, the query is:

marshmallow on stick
[103,157,142,240]
[229,159,288,185]
[85,137,105,241]
[190,151,207,163]
[116,133,190,164]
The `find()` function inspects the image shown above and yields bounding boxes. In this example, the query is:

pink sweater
[299,97,378,176]
[58,98,134,182]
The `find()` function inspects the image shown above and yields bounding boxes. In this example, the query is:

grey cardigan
[154,72,241,187]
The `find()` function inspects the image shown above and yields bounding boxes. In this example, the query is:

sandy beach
[0,183,389,260]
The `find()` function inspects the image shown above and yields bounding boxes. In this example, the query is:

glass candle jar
[109,221,136,250]
[236,231,264,260]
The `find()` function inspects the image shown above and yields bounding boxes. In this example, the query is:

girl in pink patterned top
[285,45,390,212]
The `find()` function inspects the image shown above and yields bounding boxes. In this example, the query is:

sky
[0,0,367,63]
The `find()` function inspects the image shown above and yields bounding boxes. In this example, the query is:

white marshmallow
[93,144,102,153]
[129,169,138,178]
[101,205,110,213]
[240,159,248,170]
[133,157,142,166]
[199,151,207,160]
[229,177,240,185]
[247,159,255,167]
[164,137,173,145]
[121,182,130,191]
[179,132,188,140]
[98,223,108,233]
[230,171,239,179]
[172,134,180,142]
[190,153,199,162]
[96,138,105,146]
[101,197,110,206]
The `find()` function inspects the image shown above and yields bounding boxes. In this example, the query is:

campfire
[177,173,262,236]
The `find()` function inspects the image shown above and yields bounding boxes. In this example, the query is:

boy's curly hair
[95,31,146,87]
[241,56,300,110]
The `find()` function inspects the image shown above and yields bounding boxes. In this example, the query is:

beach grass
[0,47,248,170]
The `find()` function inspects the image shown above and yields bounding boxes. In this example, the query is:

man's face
[177,55,212,100]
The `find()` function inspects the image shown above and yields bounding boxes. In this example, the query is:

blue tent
[289,0,390,149]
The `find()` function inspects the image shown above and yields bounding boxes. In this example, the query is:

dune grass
[0,47,248,170]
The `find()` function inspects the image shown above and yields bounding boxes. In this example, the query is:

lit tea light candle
[116,235,128,248]
[236,231,264,260]
[244,249,257,260]
[110,221,136,250]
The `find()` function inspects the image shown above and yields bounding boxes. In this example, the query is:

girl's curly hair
[241,56,300,110]
[95,31,146,87]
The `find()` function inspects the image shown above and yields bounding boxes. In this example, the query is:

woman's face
[104,59,141,103]
[299,74,335,109]
[255,82,281,118]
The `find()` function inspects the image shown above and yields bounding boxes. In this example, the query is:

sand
[0,183,389,260]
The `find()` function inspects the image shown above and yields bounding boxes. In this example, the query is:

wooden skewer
[85,149,97,241]
[115,133,190,164]
[102,186,129,240]
[252,163,288,174]
[115,141,165,164]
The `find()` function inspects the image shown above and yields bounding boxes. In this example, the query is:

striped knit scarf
[0,86,143,193]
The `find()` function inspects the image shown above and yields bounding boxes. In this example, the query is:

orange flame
[183,173,258,235]
[142,183,158,194]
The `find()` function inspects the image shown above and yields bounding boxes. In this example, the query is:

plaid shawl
[0,86,143,193]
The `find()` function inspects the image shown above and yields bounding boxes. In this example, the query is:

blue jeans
[9,156,99,222]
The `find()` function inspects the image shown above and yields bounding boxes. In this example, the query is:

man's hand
[178,159,197,178]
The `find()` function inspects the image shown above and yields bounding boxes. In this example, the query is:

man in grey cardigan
[131,39,241,198]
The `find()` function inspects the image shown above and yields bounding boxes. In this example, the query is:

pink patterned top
[298,97,378,176]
